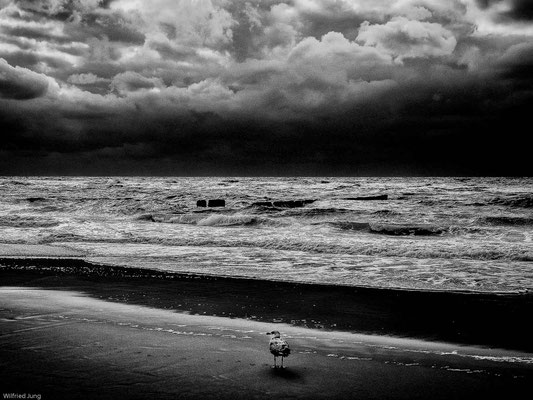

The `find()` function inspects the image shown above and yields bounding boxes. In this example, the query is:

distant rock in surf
[369,223,445,236]
[196,199,226,207]
[26,197,46,203]
[343,194,388,201]
[251,200,315,208]
[273,200,315,208]
[208,199,225,207]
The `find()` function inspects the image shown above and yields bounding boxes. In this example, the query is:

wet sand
[1,287,532,400]
[1,256,533,352]
[1,251,533,399]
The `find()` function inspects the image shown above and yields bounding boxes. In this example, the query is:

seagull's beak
[265,332,271,335]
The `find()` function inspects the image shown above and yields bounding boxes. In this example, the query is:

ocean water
[1,177,532,293]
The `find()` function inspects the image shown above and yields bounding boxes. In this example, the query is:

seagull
[266,330,291,368]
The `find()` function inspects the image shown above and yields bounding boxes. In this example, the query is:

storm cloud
[0,58,49,99]
[0,0,532,175]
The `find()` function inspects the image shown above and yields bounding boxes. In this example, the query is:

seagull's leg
[273,356,277,368]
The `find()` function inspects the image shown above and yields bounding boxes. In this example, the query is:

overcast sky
[1,0,532,176]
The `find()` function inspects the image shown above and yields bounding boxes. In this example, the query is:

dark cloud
[1,65,531,175]
[0,0,532,175]
[0,49,75,73]
[16,0,102,17]
[502,0,533,21]
[496,42,533,79]
[475,0,499,9]
[64,11,145,45]
[0,58,49,99]
[1,24,65,41]
[476,0,533,21]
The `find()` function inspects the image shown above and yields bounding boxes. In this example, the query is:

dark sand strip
[1,257,533,352]
[1,287,532,400]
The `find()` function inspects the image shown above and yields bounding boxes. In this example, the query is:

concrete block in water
[208,199,225,207]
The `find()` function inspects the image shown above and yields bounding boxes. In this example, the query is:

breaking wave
[135,212,286,227]
[135,213,156,222]
[332,222,478,236]
[7,180,31,186]
[169,213,264,227]
[40,234,533,262]
[196,214,259,227]
[372,209,400,216]
[479,216,533,226]
[330,221,370,231]
[279,208,356,217]
[0,215,60,228]
[488,195,533,208]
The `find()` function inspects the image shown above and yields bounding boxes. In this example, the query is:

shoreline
[2,256,533,353]
[0,243,530,296]
[0,255,533,298]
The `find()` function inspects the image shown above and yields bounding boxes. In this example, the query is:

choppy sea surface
[1,177,532,293]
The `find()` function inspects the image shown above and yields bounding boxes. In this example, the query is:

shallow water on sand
[1,177,532,293]
[3,287,533,368]
[2,287,532,400]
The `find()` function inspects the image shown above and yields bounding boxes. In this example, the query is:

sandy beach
[1,248,532,399]
[1,287,532,400]
[2,249,533,352]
